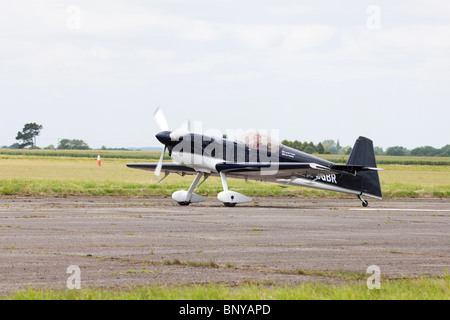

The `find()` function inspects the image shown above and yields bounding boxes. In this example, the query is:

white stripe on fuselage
[171,151,221,173]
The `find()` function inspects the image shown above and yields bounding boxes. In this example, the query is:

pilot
[251,134,262,150]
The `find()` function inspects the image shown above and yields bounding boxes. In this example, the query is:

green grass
[0,149,169,160]
[1,149,449,165]
[0,154,448,198]
[4,276,449,300]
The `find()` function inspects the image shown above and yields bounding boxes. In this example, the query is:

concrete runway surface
[0,196,449,294]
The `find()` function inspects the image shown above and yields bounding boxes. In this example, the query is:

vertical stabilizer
[346,137,382,198]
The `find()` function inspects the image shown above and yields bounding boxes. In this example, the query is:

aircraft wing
[215,162,380,178]
[216,162,318,178]
[127,162,380,179]
[126,163,198,175]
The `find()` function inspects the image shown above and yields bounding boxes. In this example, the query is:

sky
[1,0,449,150]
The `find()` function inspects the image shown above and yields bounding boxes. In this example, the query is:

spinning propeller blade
[154,107,169,132]
[169,120,189,140]
[153,108,189,177]
[154,146,166,177]
[153,108,169,177]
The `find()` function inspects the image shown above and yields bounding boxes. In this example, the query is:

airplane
[127,109,383,207]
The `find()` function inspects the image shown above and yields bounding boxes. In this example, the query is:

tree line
[281,139,352,155]
[3,123,450,156]
[282,139,450,157]
[3,123,91,150]
[382,145,450,157]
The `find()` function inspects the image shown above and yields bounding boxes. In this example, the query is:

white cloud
[223,24,281,48]
[221,23,337,50]
[176,20,217,41]
[1,1,450,149]
[281,25,337,51]
[149,52,247,76]
[398,0,450,20]
[266,4,313,16]
[214,71,263,82]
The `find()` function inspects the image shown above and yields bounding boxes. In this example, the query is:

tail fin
[346,136,382,199]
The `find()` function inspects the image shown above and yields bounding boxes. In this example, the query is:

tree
[339,145,352,155]
[57,139,72,149]
[345,147,352,155]
[304,145,316,154]
[300,141,309,151]
[70,139,90,150]
[316,142,325,154]
[439,145,450,157]
[386,146,410,156]
[322,140,337,154]
[374,146,384,155]
[57,139,90,150]
[411,146,438,157]
[15,123,43,149]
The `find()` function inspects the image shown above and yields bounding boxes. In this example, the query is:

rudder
[346,136,382,199]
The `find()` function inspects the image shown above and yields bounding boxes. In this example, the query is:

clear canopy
[237,131,281,152]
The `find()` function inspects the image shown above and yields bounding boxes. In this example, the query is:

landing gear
[171,171,252,207]
[217,172,252,207]
[358,194,369,207]
[223,202,236,207]
[172,172,207,205]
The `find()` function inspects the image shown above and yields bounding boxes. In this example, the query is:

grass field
[4,276,449,300]
[1,148,449,165]
[0,152,449,198]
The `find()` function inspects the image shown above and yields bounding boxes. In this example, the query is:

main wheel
[223,202,236,207]
[178,201,190,206]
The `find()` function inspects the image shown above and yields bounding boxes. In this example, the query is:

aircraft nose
[155,131,172,145]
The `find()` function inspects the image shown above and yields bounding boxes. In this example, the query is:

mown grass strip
[0,149,168,160]
[1,149,449,165]
[0,157,448,198]
[4,276,449,300]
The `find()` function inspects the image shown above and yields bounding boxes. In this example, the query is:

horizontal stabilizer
[329,164,384,175]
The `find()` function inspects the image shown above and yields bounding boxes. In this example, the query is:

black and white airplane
[127,109,382,207]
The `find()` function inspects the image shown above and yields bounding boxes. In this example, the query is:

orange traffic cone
[97,153,101,166]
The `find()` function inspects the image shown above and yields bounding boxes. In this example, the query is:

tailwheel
[178,201,190,206]
[223,202,236,207]
[358,194,369,207]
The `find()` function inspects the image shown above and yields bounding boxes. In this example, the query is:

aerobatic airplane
[127,109,382,207]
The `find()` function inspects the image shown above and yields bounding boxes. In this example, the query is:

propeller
[153,108,190,177]
[169,120,189,140]
[154,107,169,132]
[154,145,166,177]
[153,108,168,177]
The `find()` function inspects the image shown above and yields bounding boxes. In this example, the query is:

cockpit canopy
[237,131,281,152]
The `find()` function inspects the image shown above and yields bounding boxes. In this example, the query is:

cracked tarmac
[0,196,449,294]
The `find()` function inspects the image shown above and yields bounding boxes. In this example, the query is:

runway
[0,196,449,294]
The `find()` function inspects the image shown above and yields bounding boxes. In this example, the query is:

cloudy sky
[1,0,449,150]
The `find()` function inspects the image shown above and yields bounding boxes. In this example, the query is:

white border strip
[349,208,450,212]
